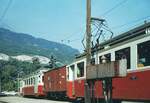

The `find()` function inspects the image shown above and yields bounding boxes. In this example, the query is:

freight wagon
[43,66,67,99]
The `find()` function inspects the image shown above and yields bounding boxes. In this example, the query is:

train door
[19,80,24,94]
[70,65,75,96]
[67,64,76,98]
[34,76,38,94]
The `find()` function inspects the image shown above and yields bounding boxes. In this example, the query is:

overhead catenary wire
[111,15,150,29]
[108,16,150,38]
[97,0,150,33]
[61,31,85,43]
[114,18,150,36]
[90,17,114,46]
[101,0,127,17]
[61,24,85,42]
[0,0,12,23]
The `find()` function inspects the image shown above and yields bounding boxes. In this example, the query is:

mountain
[0,28,79,64]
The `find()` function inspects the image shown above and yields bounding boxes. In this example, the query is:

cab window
[99,53,111,64]
[115,47,130,69]
[77,62,84,77]
[137,40,150,67]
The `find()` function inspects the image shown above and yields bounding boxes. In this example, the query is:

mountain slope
[0,28,79,64]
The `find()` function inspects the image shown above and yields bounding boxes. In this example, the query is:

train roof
[21,68,48,79]
[76,22,150,59]
[44,65,66,73]
[99,22,150,47]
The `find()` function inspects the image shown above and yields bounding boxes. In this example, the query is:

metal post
[102,78,113,103]
[91,81,95,103]
[85,0,91,103]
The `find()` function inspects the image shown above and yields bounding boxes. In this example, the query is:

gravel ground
[0,96,147,103]
[0,96,71,103]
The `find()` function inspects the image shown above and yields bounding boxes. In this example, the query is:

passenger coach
[19,69,47,97]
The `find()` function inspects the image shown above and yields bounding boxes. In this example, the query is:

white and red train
[19,69,47,97]
[19,22,150,102]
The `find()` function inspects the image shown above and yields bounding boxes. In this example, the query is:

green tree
[0,58,42,91]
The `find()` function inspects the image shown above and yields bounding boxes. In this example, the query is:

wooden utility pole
[84,0,91,103]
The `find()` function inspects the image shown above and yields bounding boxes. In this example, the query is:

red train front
[66,22,150,102]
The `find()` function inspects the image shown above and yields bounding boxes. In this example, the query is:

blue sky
[0,0,150,52]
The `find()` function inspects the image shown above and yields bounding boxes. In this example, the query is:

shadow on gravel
[0,101,9,103]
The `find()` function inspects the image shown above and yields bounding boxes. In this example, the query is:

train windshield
[99,53,111,64]
[77,62,84,77]
[138,40,150,67]
[115,47,130,69]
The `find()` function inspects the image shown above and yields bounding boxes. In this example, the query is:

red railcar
[66,22,150,102]
[19,69,47,97]
[43,66,67,99]
[68,69,150,101]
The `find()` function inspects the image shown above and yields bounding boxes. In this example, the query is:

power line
[63,25,85,41]
[101,0,127,17]
[67,38,82,43]
[112,17,150,37]
[0,0,12,23]
[111,15,150,29]
[61,25,85,43]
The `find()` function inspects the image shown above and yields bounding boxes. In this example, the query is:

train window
[30,78,32,85]
[27,79,29,85]
[137,40,150,67]
[33,78,34,84]
[25,80,26,85]
[31,78,32,85]
[29,79,30,85]
[91,58,95,65]
[115,47,130,69]
[77,62,84,77]
[67,67,69,80]
[29,79,31,85]
[48,76,50,81]
[99,53,111,64]
[34,77,36,84]
[32,78,34,84]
